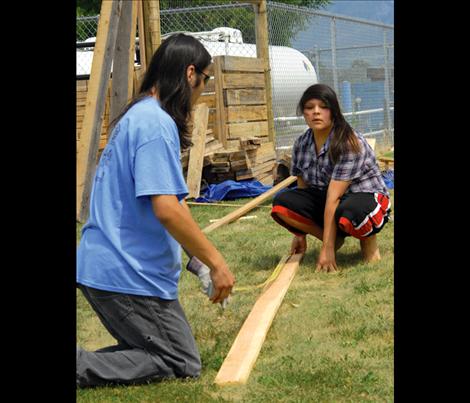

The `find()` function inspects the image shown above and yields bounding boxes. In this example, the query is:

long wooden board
[214,253,304,386]
[202,175,297,234]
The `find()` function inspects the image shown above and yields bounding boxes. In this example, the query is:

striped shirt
[291,128,389,196]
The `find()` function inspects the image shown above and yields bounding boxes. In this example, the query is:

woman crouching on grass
[271,83,391,272]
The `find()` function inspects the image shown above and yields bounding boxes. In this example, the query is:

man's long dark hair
[109,33,212,150]
[297,83,361,163]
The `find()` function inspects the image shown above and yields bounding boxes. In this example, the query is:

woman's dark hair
[109,33,212,150]
[297,83,361,163]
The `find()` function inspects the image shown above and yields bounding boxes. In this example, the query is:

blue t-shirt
[77,96,189,299]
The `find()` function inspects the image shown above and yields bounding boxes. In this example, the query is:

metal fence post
[383,29,392,147]
[330,17,338,94]
[314,45,321,82]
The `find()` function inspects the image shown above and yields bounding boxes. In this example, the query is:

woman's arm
[151,195,235,303]
[316,179,350,272]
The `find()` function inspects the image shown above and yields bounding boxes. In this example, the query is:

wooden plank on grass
[202,175,297,234]
[76,0,121,223]
[186,103,209,198]
[214,253,304,386]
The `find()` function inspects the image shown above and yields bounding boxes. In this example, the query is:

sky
[324,0,394,25]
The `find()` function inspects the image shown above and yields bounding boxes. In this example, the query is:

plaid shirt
[291,128,389,196]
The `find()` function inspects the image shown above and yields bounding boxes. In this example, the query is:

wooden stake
[214,253,304,385]
[76,0,122,223]
[202,175,297,234]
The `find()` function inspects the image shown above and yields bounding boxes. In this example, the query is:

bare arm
[297,175,308,189]
[316,179,350,273]
[151,195,235,303]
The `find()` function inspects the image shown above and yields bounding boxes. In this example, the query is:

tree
[76,0,331,45]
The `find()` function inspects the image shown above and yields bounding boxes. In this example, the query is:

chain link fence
[76,1,394,152]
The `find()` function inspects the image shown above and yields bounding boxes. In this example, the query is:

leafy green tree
[77,0,331,46]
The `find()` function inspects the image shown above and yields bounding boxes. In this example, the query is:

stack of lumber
[181,137,276,186]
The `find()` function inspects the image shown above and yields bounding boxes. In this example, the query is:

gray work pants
[77,284,201,387]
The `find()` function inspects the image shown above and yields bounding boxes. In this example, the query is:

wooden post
[186,103,209,199]
[76,0,122,223]
[254,0,275,144]
[137,0,147,71]
[110,0,138,123]
[214,56,228,148]
[142,0,161,62]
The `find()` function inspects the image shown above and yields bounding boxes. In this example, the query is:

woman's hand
[291,235,307,255]
[315,245,338,273]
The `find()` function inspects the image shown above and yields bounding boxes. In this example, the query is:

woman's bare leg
[360,234,381,262]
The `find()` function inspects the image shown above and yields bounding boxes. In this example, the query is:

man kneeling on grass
[76,34,235,388]
[271,84,391,273]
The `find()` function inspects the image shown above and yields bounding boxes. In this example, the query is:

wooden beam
[214,56,227,148]
[254,0,275,144]
[137,0,147,71]
[214,253,304,386]
[76,0,122,223]
[142,0,161,62]
[186,201,271,208]
[202,175,297,234]
[186,103,209,199]
[110,0,138,123]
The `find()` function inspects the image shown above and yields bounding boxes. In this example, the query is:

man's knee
[180,355,201,378]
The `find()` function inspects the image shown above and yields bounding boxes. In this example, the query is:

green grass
[77,191,393,402]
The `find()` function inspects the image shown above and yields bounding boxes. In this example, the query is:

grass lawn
[77,190,394,402]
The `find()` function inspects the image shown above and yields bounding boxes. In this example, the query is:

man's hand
[291,235,307,255]
[209,262,235,304]
[315,245,338,273]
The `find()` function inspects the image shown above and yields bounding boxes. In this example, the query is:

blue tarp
[195,171,393,203]
[382,169,394,189]
[195,180,272,203]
